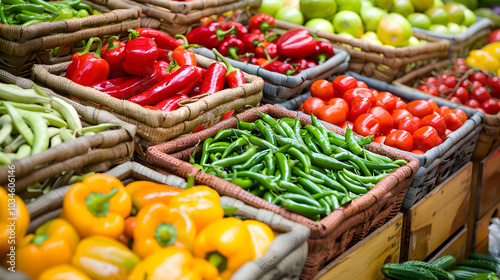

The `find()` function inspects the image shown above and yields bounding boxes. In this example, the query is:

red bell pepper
[225,22,248,40]
[213,49,245,88]
[242,33,265,53]
[66,37,110,86]
[314,40,335,64]
[172,35,198,66]
[185,22,236,49]
[128,65,202,105]
[122,29,159,77]
[154,94,189,111]
[276,29,316,58]
[199,62,226,95]
[263,61,296,75]
[239,54,258,65]
[249,13,274,34]
[255,42,278,59]
[217,36,245,59]
[285,58,317,73]
[155,60,171,81]
[101,36,127,79]
[134,28,183,50]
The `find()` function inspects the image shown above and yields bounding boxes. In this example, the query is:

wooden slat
[476,146,500,219]
[474,199,500,253]
[428,227,468,263]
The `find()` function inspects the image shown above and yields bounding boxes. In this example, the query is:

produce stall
[0,0,499,279]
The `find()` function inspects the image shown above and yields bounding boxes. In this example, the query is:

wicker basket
[393,59,500,161]
[272,19,451,83]
[146,104,419,279]
[18,161,310,280]
[0,1,140,77]
[0,70,136,195]
[31,54,263,151]
[412,17,493,58]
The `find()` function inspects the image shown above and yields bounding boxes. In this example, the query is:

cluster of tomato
[417,58,500,115]
[300,76,468,154]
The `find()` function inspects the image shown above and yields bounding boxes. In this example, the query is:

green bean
[4,135,25,153]
[0,152,11,165]
[68,172,95,184]
[59,127,75,142]
[0,115,13,145]
[81,123,119,134]
[0,84,51,104]
[15,144,31,160]
[0,101,51,112]
[50,134,62,147]
[50,96,82,135]
[48,127,60,138]
[20,110,49,155]
[2,134,13,146]
[41,113,67,128]
[3,101,33,146]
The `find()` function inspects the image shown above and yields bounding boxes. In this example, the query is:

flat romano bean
[0,84,51,104]
[50,134,62,147]
[81,123,119,134]
[0,115,12,145]
[59,127,75,142]
[41,113,67,128]
[3,101,33,146]
[0,101,51,113]
[14,144,31,160]
[50,96,82,135]
[4,135,25,153]
[21,110,49,155]
[0,152,11,165]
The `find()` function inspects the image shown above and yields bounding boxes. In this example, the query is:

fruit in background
[305,18,335,32]
[466,50,500,72]
[300,0,337,20]
[450,0,477,10]
[407,13,432,29]
[338,32,355,39]
[377,13,413,47]
[474,8,500,29]
[444,3,464,24]
[374,0,394,11]
[275,7,305,25]
[489,30,500,44]
[361,31,384,45]
[391,0,415,17]
[333,11,364,38]
[425,7,449,25]
[429,24,449,33]
[260,0,286,16]
[408,36,420,45]
[432,0,444,8]
[411,0,433,12]
[284,0,300,8]
[336,0,362,14]
[361,7,388,31]
[462,8,476,27]
[447,22,462,34]
[361,0,375,10]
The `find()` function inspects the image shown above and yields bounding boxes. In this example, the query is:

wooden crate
[401,162,473,261]
[472,145,500,219]
[474,199,500,254]
[428,227,468,263]
[314,213,403,280]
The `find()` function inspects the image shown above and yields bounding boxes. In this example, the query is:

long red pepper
[154,94,189,111]
[255,42,278,59]
[91,76,142,92]
[285,57,317,74]
[122,29,159,77]
[185,23,237,49]
[66,37,109,86]
[172,34,198,66]
[101,36,127,79]
[128,65,201,105]
[199,62,227,95]
[135,28,183,50]
[213,49,246,88]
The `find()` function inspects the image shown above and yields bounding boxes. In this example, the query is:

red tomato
[376,92,398,113]
[471,87,491,102]
[487,76,500,98]
[453,87,469,103]
[327,98,349,116]
[418,84,429,92]
[353,113,380,137]
[469,72,488,85]
[443,77,457,89]
[472,80,483,89]
[317,105,347,127]
[398,116,421,135]
[450,109,467,123]
[457,58,466,65]
[369,107,393,135]
[465,99,480,108]
[449,96,462,104]
[480,98,500,115]
[488,29,500,43]
[411,149,425,155]
[302,97,325,115]
[460,80,472,90]
[332,75,357,97]
[395,100,407,110]
[343,88,376,106]
[357,81,368,88]
[443,129,453,138]
[392,109,413,128]
[345,120,354,130]
[437,84,449,93]
[426,99,439,112]
[349,97,372,122]
[477,107,487,114]
[310,79,334,101]
[384,130,414,152]
[424,77,440,85]
[412,126,443,152]
[298,103,304,112]
[443,112,463,131]
[406,100,434,119]
[124,216,137,240]
[436,106,451,116]
[424,86,440,97]
[374,136,386,144]
[421,113,446,136]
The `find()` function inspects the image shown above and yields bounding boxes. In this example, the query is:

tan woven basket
[0,70,136,196]
[273,19,451,83]
[18,161,310,280]
[393,59,500,161]
[146,104,420,279]
[31,54,263,151]
[0,1,140,77]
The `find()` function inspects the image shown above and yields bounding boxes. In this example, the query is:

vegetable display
[191,109,407,220]
[301,76,469,154]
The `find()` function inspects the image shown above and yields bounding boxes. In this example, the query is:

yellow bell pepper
[125,181,181,213]
[128,247,221,280]
[72,236,140,280]
[38,264,91,280]
[60,174,132,239]
[482,42,500,61]
[132,202,196,259]
[169,186,224,233]
[0,187,29,258]
[194,217,255,280]
[466,50,500,72]
[16,218,80,279]
[244,220,275,258]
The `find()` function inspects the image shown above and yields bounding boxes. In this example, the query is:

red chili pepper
[225,22,248,40]
[255,42,278,59]
[135,28,183,50]
[155,60,171,81]
[249,13,274,34]
[222,110,234,120]
[187,84,202,97]
[128,65,202,105]
[217,37,245,59]
[143,105,160,111]
[192,123,205,133]
[154,94,189,111]
[196,66,206,79]
[213,49,246,88]
[91,76,142,92]
[122,29,159,77]
[263,61,296,75]
[172,34,198,66]
[199,62,227,95]
[101,36,127,79]
[66,37,110,86]
[276,29,316,58]
[314,40,335,64]
[242,33,264,53]
[239,55,258,65]
[156,48,169,61]
[185,22,237,49]
[285,58,317,74]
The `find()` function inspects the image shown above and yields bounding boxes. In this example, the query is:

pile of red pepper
[185,14,335,76]
[65,28,246,115]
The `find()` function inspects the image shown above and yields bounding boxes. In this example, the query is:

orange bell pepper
[0,187,29,258]
[244,220,275,258]
[128,247,221,280]
[37,264,91,280]
[169,186,224,232]
[60,174,132,239]
[125,181,181,213]
[16,218,80,279]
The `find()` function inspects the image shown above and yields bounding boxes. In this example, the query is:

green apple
[305,18,335,33]
[462,8,476,27]
[259,0,286,16]
[361,31,384,45]
[410,0,433,12]
[444,3,465,24]
[374,0,394,11]
[447,22,462,34]
[425,7,449,25]
[300,0,337,20]
[391,0,414,17]
[459,25,468,33]
[361,0,375,10]
[377,13,413,47]
[361,7,388,31]
[407,13,432,29]
[429,24,448,33]
[275,7,305,25]
[408,36,420,46]
[337,0,362,14]
[333,11,364,38]
[419,39,428,45]
[450,0,478,10]
[432,0,444,8]
[338,32,355,39]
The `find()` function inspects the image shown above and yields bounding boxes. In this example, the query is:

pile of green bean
[193,109,407,221]
[0,82,119,165]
